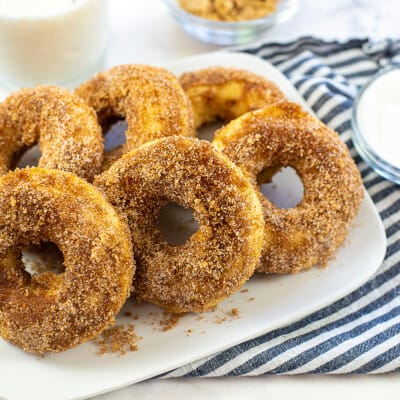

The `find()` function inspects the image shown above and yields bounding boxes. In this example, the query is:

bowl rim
[162,0,295,27]
[351,65,400,184]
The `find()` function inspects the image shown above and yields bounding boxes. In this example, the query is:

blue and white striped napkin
[165,38,400,376]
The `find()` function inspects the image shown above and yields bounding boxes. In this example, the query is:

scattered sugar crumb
[93,324,141,356]
[240,288,249,293]
[124,311,139,320]
[160,311,180,331]
[214,315,227,324]
[248,297,255,302]
[231,308,240,317]
[186,329,194,336]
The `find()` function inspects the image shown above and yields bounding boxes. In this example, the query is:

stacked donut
[0,64,363,354]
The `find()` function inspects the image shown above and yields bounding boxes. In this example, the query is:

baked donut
[75,64,195,169]
[0,86,103,181]
[95,136,264,313]
[0,168,134,354]
[179,67,286,129]
[213,102,364,274]
[101,146,125,172]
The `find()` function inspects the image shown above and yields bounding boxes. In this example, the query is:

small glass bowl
[351,66,400,184]
[163,0,299,46]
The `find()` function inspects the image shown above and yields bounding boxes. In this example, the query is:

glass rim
[351,65,400,184]
[0,0,99,21]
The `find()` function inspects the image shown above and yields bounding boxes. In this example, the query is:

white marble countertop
[94,0,400,398]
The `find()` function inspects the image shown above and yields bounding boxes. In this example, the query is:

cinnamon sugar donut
[213,102,364,274]
[179,67,286,129]
[100,146,125,172]
[0,86,103,181]
[0,168,134,354]
[75,64,195,170]
[95,136,264,313]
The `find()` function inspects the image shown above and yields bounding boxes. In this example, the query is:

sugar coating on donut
[213,102,364,274]
[0,85,103,181]
[179,67,286,129]
[75,64,195,170]
[95,136,265,313]
[0,168,135,354]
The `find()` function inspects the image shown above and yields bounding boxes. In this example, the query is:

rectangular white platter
[0,52,386,400]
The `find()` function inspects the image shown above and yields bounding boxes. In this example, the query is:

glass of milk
[0,0,107,88]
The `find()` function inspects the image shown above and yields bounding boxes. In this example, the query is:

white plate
[0,53,386,400]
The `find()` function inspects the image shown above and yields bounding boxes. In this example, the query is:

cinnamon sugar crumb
[231,308,240,316]
[160,311,180,331]
[215,315,227,324]
[93,324,141,356]
[186,329,194,336]
[240,288,249,293]
[248,297,255,302]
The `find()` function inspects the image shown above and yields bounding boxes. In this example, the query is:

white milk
[357,68,400,169]
[0,0,107,87]
[0,0,74,16]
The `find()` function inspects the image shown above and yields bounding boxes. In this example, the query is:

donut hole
[157,202,199,246]
[21,242,65,276]
[13,145,42,169]
[104,118,127,151]
[198,120,225,142]
[257,166,304,209]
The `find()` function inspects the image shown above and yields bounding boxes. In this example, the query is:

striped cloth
[165,38,400,376]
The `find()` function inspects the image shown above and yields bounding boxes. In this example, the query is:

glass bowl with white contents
[162,0,299,46]
[351,66,400,184]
